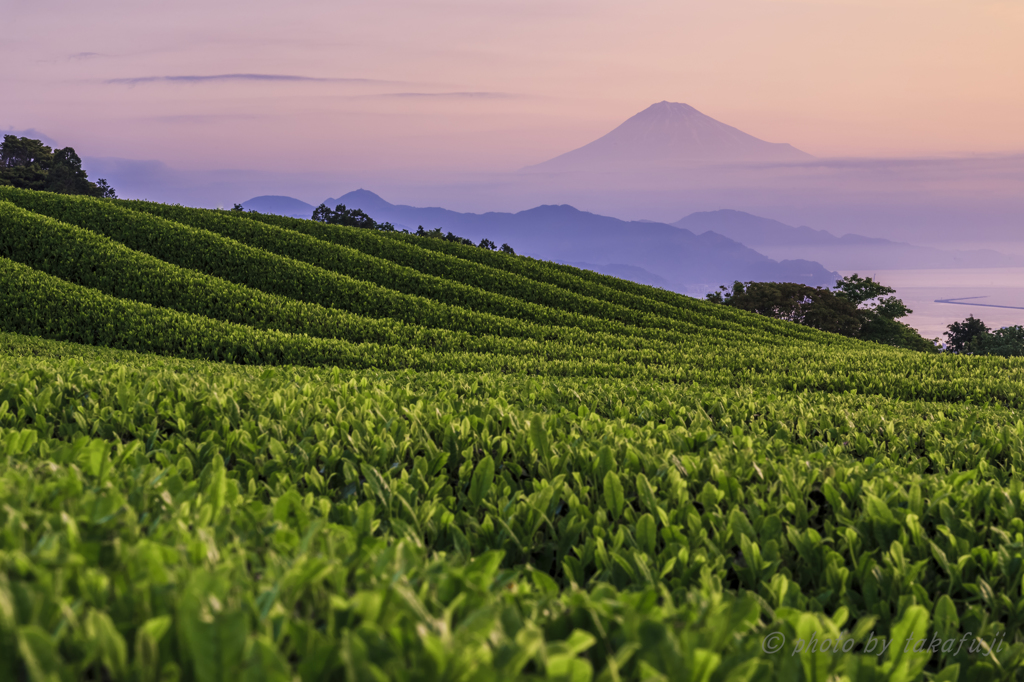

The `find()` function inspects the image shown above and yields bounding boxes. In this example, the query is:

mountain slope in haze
[524,102,812,173]
[320,189,837,293]
[242,195,316,219]
[561,262,671,289]
[675,209,1024,270]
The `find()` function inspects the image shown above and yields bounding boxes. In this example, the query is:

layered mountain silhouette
[310,190,837,293]
[524,102,811,172]
[675,210,1024,270]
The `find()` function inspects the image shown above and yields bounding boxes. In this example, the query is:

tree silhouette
[971,325,1024,357]
[95,179,117,199]
[708,275,937,351]
[944,315,989,353]
[313,203,396,231]
[0,134,114,197]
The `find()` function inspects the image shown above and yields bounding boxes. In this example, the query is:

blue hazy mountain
[315,189,837,293]
[523,102,812,173]
[674,209,1024,270]
[560,262,671,289]
[241,195,316,219]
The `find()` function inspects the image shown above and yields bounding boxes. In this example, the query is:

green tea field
[1,186,1023,681]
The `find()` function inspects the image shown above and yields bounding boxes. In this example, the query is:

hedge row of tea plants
[114,198,827,343]
[0,202,695,359]
[2,188,780,349]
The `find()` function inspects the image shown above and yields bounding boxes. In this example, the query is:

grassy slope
[1,189,1024,680]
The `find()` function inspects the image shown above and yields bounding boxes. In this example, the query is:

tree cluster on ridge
[706,274,938,352]
[0,135,116,198]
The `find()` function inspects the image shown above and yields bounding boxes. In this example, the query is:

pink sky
[4,0,1024,174]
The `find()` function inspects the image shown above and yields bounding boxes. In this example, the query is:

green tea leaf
[636,513,657,556]
[604,469,625,520]
[469,455,495,507]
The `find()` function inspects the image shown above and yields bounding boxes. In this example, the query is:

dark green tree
[313,203,396,231]
[500,243,515,255]
[708,274,938,352]
[0,135,53,190]
[833,273,894,306]
[970,325,1024,357]
[944,315,989,353]
[835,273,937,351]
[414,225,476,245]
[95,179,117,199]
[707,281,862,336]
[0,135,113,197]
[47,147,94,195]
[313,206,516,252]
[415,225,442,238]
[858,317,938,352]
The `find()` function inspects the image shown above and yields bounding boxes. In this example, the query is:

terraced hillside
[1,186,1023,681]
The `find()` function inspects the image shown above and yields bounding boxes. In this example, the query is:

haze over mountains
[524,102,812,172]
[242,188,1021,295]
[231,104,1021,294]
[33,98,1019,253]
[675,210,1024,271]
[245,189,837,294]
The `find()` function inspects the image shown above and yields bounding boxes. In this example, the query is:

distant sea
[839,268,1024,341]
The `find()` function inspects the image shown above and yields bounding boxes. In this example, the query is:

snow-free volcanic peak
[525,101,812,172]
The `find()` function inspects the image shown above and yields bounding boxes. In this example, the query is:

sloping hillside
[1,187,1023,681]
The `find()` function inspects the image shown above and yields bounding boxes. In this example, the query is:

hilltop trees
[944,315,989,353]
[46,147,97,196]
[832,273,936,351]
[972,325,1024,356]
[95,178,117,199]
[705,281,862,336]
[0,136,52,190]
[312,202,397,231]
[311,201,517,255]
[415,225,473,244]
[0,135,115,198]
[707,273,938,351]
[945,316,1024,356]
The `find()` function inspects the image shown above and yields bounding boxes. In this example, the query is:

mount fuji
[524,101,811,172]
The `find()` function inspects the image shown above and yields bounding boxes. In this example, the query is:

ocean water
[839,268,1024,341]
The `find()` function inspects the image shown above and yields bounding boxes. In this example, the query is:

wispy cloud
[375,91,517,99]
[71,52,106,60]
[105,73,394,85]
[145,114,262,123]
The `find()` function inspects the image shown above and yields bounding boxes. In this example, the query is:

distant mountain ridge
[524,102,811,173]
[312,190,837,293]
[674,210,1024,270]
[559,262,671,289]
